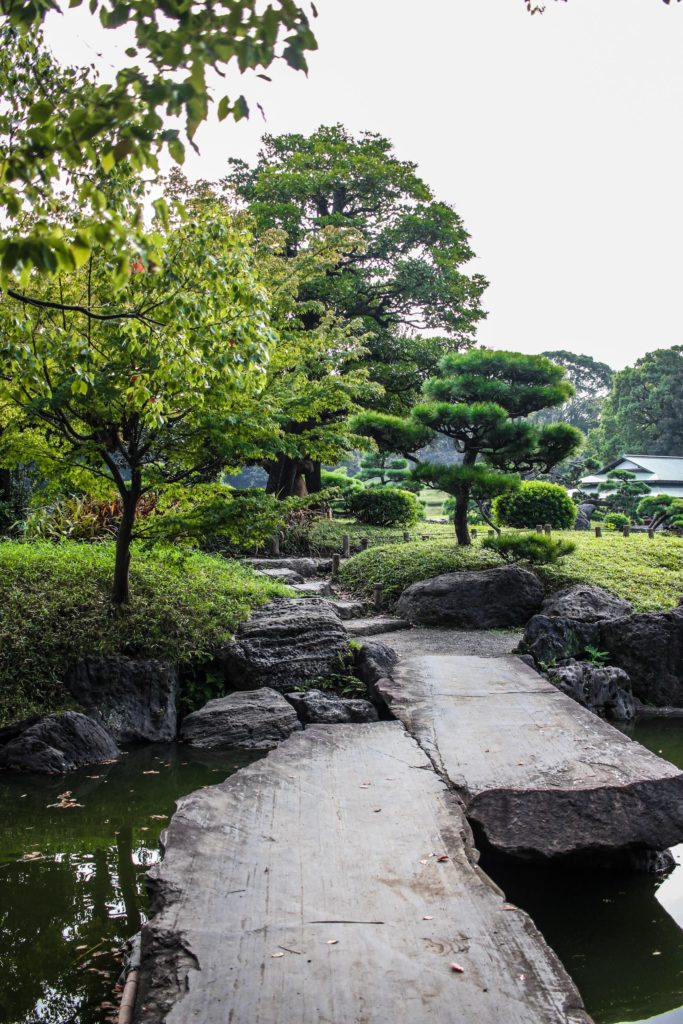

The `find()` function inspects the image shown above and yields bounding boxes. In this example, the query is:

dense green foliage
[493,481,577,529]
[481,532,576,566]
[591,347,683,462]
[339,530,683,611]
[637,494,683,532]
[604,512,631,531]
[534,351,612,432]
[0,5,316,282]
[345,487,422,527]
[279,517,447,556]
[0,541,290,725]
[592,470,652,521]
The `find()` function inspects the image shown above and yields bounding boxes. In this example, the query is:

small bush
[493,481,577,530]
[604,512,630,531]
[482,532,576,566]
[346,486,422,527]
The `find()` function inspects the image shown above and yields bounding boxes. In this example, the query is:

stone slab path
[378,650,683,860]
[136,723,590,1024]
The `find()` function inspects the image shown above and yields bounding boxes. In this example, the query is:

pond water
[480,717,683,1024]
[0,744,260,1024]
[1,722,683,1023]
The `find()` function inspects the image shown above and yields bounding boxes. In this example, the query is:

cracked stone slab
[135,723,590,1024]
[377,654,683,860]
[344,616,411,637]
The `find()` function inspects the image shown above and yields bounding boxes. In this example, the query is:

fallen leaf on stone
[359,783,371,789]
[423,915,434,920]
[450,962,464,973]
[270,952,285,958]
[326,939,338,945]
[437,855,449,863]
[373,808,382,813]
[419,858,429,864]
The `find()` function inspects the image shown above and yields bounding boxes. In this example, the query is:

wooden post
[623,524,630,537]
[648,528,655,539]
[594,526,602,538]
[342,534,351,558]
[373,583,384,610]
[360,537,369,551]
[271,534,280,556]
[332,553,341,575]
[327,507,333,520]
[488,529,495,537]
[535,524,543,534]
[403,531,411,543]
[471,528,477,538]
[544,523,552,535]
[421,534,429,541]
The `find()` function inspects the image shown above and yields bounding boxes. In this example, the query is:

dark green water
[481,717,683,1024]
[0,744,259,1024]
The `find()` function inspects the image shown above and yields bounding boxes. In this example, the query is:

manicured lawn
[281,516,452,556]
[339,530,683,612]
[0,541,291,726]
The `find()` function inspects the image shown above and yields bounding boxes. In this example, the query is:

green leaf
[100,150,115,173]
[28,101,54,125]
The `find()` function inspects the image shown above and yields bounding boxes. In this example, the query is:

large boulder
[541,584,632,622]
[598,607,683,706]
[546,660,636,721]
[217,599,349,693]
[0,711,120,774]
[66,655,178,743]
[180,688,301,750]
[286,690,378,724]
[519,614,600,665]
[396,565,543,629]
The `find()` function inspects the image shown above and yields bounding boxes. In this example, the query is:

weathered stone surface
[546,660,636,721]
[0,711,120,774]
[180,688,301,750]
[257,567,304,584]
[136,724,590,1024]
[291,579,334,597]
[328,599,365,620]
[541,585,632,623]
[65,655,178,743]
[345,616,410,637]
[376,651,683,861]
[598,607,683,706]
[217,599,348,693]
[397,566,543,629]
[246,557,331,578]
[285,689,378,724]
[352,640,399,704]
[519,614,600,666]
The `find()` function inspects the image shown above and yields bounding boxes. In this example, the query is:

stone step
[246,557,332,578]
[344,616,411,637]
[137,723,589,1024]
[328,599,366,620]
[290,579,334,597]
[378,652,683,862]
[257,567,305,584]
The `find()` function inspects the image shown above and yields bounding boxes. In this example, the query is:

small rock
[329,600,366,620]
[519,614,600,666]
[0,712,120,774]
[598,607,683,706]
[180,689,301,750]
[257,568,305,584]
[345,617,410,637]
[546,660,636,721]
[285,690,377,724]
[291,580,334,597]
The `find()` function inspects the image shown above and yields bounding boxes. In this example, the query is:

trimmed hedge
[345,487,422,527]
[0,541,290,726]
[493,481,577,530]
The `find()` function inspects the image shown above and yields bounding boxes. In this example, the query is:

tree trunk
[266,455,322,498]
[112,490,137,605]
[454,488,471,546]
[0,468,12,503]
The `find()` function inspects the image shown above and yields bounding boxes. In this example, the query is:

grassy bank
[281,517,452,556]
[0,541,290,726]
[339,530,683,612]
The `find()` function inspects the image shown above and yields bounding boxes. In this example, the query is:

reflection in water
[0,743,260,1024]
[480,717,683,1024]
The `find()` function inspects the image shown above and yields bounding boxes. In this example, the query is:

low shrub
[0,541,290,726]
[346,486,422,527]
[338,540,498,599]
[482,532,576,566]
[604,512,631,531]
[493,481,577,530]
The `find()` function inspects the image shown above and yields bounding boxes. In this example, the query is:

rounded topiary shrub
[604,511,631,531]
[346,486,422,527]
[493,481,577,530]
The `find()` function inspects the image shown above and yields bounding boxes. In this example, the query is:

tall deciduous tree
[535,351,613,433]
[592,346,683,463]
[0,200,275,603]
[227,125,487,495]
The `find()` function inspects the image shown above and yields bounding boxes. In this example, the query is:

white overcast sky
[44,0,683,370]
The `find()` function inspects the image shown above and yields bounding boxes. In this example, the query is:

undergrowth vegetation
[339,531,683,611]
[0,541,290,726]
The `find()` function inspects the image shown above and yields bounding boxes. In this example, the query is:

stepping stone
[258,568,304,584]
[345,617,410,637]
[291,579,334,597]
[328,599,366,620]
[137,723,589,1024]
[246,557,332,578]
